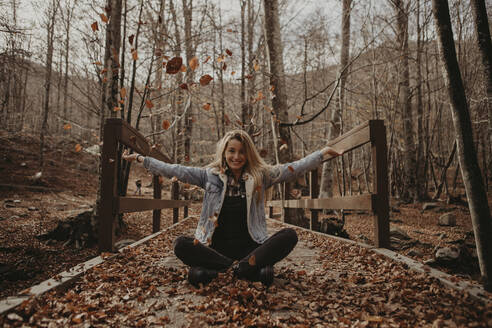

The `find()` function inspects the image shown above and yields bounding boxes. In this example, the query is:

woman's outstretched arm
[122,150,207,189]
[265,146,343,188]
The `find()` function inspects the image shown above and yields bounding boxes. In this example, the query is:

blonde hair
[208,130,270,195]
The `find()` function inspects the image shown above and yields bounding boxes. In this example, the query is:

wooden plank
[98,122,118,253]
[172,181,179,223]
[106,118,170,163]
[267,194,375,211]
[371,120,390,248]
[324,121,370,160]
[152,175,161,233]
[309,169,320,231]
[116,197,191,213]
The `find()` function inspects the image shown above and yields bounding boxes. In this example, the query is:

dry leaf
[226,48,233,56]
[128,34,135,45]
[158,176,164,184]
[162,120,170,130]
[145,100,154,108]
[193,239,199,246]
[120,87,127,99]
[63,123,72,130]
[287,165,294,172]
[166,57,182,74]
[179,83,188,90]
[91,21,98,32]
[100,13,108,23]
[199,74,213,86]
[203,56,211,63]
[132,49,138,61]
[202,103,211,111]
[253,61,260,71]
[113,107,121,112]
[189,56,199,71]
[180,64,187,72]
[75,144,82,152]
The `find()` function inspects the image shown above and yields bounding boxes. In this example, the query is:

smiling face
[224,138,247,176]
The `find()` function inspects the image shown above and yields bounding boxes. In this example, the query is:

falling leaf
[113,107,121,112]
[287,165,294,172]
[245,74,253,80]
[270,85,275,92]
[226,28,233,32]
[180,64,187,72]
[248,255,256,266]
[189,56,199,71]
[231,71,235,75]
[91,21,98,32]
[166,57,182,74]
[132,49,138,61]
[256,91,265,101]
[120,87,127,99]
[179,83,188,90]
[253,61,260,71]
[100,13,108,23]
[217,55,225,63]
[202,103,211,111]
[222,63,227,71]
[93,61,102,66]
[199,74,213,86]
[75,144,82,152]
[193,239,199,246]
[226,49,233,56]
[203,56,211,63]
[171,176,178,182]
[296,115,302,120]
[162,120,170,130]
[145,100,154,108]
[128,34,135,45]
[63,123,72,130]
[158,176,164,184]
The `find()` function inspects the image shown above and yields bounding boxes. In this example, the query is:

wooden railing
[267,120,390,248]
[98,118,191,252]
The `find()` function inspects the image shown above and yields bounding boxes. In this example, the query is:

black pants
[173,228,298,272]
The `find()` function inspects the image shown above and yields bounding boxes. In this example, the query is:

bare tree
[39,0,60,167]
[470,0,492,183]
[432,0,492,291]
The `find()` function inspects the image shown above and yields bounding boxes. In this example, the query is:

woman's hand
[321,146,344,160]
[122,150,144,163]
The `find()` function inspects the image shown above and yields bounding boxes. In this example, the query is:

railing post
[152,175,161,233]
[310,169,320,231]
[172,181,179,224]
[183,193,189,218]
[370,120,390,248]
[98,120,118,253]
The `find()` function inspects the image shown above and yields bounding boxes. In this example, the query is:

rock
[28,206,38,211]
[438,213,456,226]
[408,249,423,257]
[390,227,410,240]
[422,202,439,211]
[115,239,137,249]
[435,247,460,261]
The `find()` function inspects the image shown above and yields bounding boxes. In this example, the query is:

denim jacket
[143,150,323,245]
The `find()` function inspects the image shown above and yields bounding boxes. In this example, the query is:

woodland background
[1,0,492,294]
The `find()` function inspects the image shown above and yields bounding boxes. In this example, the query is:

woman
[123,130,342,287]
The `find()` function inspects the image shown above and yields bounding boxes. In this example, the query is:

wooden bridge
[99,118,389,252]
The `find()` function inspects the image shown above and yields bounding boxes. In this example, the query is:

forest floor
[0,130,490,302]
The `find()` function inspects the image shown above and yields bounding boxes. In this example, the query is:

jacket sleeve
[264,150,323,188]
[143,157,207,189]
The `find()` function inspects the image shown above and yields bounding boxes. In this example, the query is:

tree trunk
[39,0,59,168]
[263,0,304,226]
[394,0,416,202]
[182,0,194,162]
[470,0,492,183]
[320,0,351,200]
[432,0,492,291]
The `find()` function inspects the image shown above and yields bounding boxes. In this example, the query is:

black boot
[187,267,218,288]
[233,263,274,287]
[259,265,274,287]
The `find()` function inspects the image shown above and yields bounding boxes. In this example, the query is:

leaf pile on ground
[1,217,491,327]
